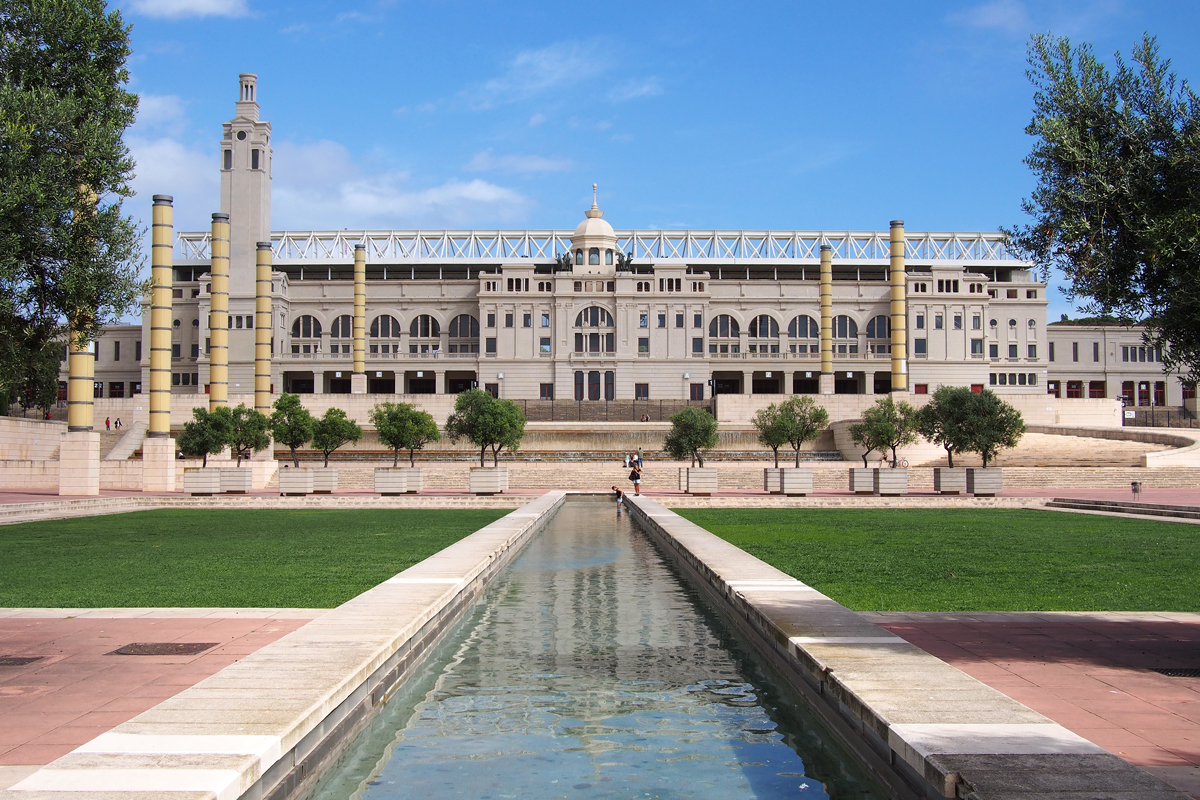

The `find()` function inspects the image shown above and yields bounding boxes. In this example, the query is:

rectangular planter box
[220,468,253,494]
[374,469,408,496]
[849,468,875,494]
[933,467,967,495]
[684,467,718,496]
[398,467,423,493]
[779,468,813,497]
[183,468,221,497]
[967,467,1003,497]
[678,467,689,492]
[312,468,338,494]
[470,467,508,496]
[874,467,908,496]
[278,468,313,496]
[764,468,782,494]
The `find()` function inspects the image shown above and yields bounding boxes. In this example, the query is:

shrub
[311,408,363,468]
[371,402,441,468]
[664,406,718,467]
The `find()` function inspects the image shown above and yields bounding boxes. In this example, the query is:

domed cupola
[569,184,619,276]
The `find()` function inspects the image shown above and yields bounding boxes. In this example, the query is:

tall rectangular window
[1028,344,1037,359]
[692,338,703,354]
[953,314,962,330]
[915,314,924,330]
[135,341,142,361]
[523,313,532,328]
[693,313,702,328]
[1009,344,1019,358]
[914,338,927,355]
[540,383,554,400]
[638,337,649,353]
[1072,342,1079,362]
[485,383,498,398]
[658,313,666,328]
[970,339,983,355]
[1093,341,1100,362]
[634,383,649,400]
[113,341,120,361]
[541,312,550,327]
[690,383,704,400]
[605,371,615,401]
[223,150,231,170]
[1049,342,1055,361]
[191,343,199,359]
[574,371,584,401]
[171,343,181,358]
[639,313,648,328]
[487,312,496,328]
[934,314,943,330]
[972,315,981,330]
[539,337,551,354]
[676,313,684,328]
[251,149,260,170]
[485,337,496,354]
[505,313,514,328]
[989,343,999,359]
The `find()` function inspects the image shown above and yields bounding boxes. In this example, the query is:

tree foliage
[0,0,144,379]
[228,404,271,464]
[915,385,977,468]
[269,393,314,468]
[7,339,60,415]
[753,396,829,468]
[372,401,441,468]
[958,389,1025,467]
[857,396,918,467]
[444,389,524,467]
[311,407,363,468]
[1008,33,1200,381]
[177,406,232,468]
[847,422,883,468]
[663,406,718,467]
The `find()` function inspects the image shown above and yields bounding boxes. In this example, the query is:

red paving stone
[0,615,313,767]
[869,612,1200,797]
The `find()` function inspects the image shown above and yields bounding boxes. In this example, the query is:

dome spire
[586,182,603,219]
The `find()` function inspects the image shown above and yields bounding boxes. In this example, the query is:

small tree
[177,407,231,467]
[777,396,830,468]
[961,390,1026,467]
[752,403,788,468]
[915,385,976,468]
[859,396,918,467]
[372,401,441,467]
[228,404,271,465]
[663,406,718,467]
[311,407,363,467]
[847,421,884,468]
[444,389,525,467]
[16,341,60,417]
[269,393,315,468]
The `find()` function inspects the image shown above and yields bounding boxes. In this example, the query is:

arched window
[291,315,321,339]
[409,315,440,338]
[448,314,480,354]
[574,307,614,327]
[369,315,401,338]
[330,315,352,338]
[833,315,859,355]
[708,314,740,355]
[605,249,613,265]
[589,247,600,265]
[865,315,889,338]
[748,315,779,354]
[708,315,740,338]
[574,306,614,353]
[575,249,583,265]
[408,315,440,355]
[787,314,819,355]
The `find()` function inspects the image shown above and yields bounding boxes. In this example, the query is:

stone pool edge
[625,495,1188,800]
[0,491,567,800]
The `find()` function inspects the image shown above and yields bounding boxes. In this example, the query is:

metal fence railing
[512,399,714,423]
[1122,407,1199,429]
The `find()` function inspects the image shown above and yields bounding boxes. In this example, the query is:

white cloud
[135,94,188,137]
[607,78,662,102]
[467,41,611,108]
[127,0,248,18]
[529,112,546,127]
[272,140,532,229]
[947,0,1032,34]
[464,149,573,174]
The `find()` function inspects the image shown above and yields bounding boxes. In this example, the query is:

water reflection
[314,498,883,799]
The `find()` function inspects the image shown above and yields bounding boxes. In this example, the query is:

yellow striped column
[889,220,908,392]
[66,334,94,431]
[352,243,366,382]
[147,195,174,437]
[208,213,230,410]
[818,244,833,393]
[254,241,273,413]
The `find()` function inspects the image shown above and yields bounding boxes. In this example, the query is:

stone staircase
[1046,497,1200,521]
[104,421,147,461]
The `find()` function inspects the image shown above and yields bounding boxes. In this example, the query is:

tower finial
[592,183,598,209]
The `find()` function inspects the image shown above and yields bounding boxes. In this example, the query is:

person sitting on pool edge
[612,485,625,504]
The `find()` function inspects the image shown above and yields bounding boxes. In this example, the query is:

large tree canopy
[0,0,143,378]
[1008,33,1200,382]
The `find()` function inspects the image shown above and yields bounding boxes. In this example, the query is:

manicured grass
[678,509,1200,612]
[0,509,507,608]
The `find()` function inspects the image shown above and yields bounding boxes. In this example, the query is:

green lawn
[678,509,1200,611]
[0,509,507,608]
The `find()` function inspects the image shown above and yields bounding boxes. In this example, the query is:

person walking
[105,416,111,431]
[114,417,122,430]
[628,463,642,495]
[636,447,644,468]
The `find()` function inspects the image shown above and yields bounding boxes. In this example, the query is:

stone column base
[819,373,835,394]
[59,431,100,496]
[142,437,177,493]
[351,373,367,394]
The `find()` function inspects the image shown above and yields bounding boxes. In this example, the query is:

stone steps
[1046,497,1200,521]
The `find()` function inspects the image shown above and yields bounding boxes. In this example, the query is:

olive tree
[444,389,525,467]
[311,407,363,467]
[915,385,976,468]
[177,406,232,467]
[371,401,441,468]
[752,396,830,468]
[960,389,1025,467]
[228,404,271,465]
[663,406,718,467]
[858,396,918,467]
[269,393,314,468]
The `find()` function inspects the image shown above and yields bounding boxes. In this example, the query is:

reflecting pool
[313,497,884,799]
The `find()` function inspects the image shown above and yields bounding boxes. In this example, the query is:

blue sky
[117,0,1200,320]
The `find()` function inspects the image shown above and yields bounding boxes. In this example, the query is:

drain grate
[1152,668,1200,678]
[106,642,218,656]
[0,656,43,667]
